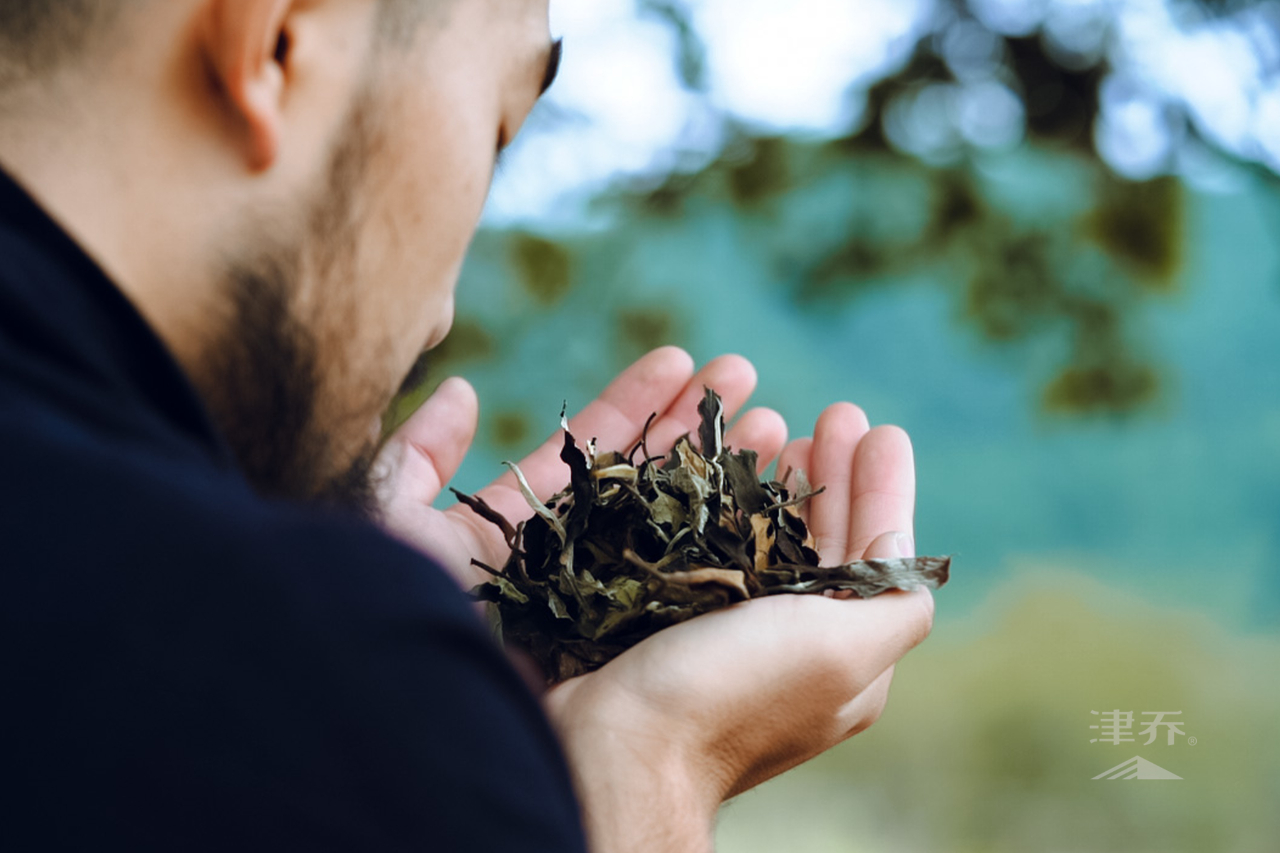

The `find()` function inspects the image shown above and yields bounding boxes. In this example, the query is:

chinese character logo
[1090,710,1190,745]
[1089,709,1134,744]
[1088,709,1195,781]
[1137,711,1186,745]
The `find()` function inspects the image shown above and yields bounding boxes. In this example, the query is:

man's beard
[192,92,390,519]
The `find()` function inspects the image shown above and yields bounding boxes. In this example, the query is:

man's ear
[202,0,293,171]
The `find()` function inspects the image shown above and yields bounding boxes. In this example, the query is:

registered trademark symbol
[1188,736,1198,746]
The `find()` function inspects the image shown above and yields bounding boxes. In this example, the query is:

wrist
[546,684,721,853]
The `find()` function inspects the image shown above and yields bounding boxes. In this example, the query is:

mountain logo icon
[1092,756,1183,780]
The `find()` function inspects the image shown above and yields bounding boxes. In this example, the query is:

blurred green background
[393,1,1280,850]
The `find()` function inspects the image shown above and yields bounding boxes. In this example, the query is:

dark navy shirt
[0,167,589,852]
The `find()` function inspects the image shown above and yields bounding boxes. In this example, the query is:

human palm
[376,348,791,593]
[375,347,932,814]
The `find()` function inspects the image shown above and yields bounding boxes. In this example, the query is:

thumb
[801,529,934,702]
[826,529,918,600]
[866,530,915,561]
[860,529,935,624]
[378,377,479,504]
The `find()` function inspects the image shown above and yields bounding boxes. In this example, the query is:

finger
[474,347,695,510]
[807,403,870,566]
[825,528,912,600]
[829,521,934,658]
[378,377,479,505]
[775,436,814,527]
[775,437,813,489]
[723,407,788,472]
[846,426,915,562]
[837,664,895,738]
[643,354,760,454]
[728,587,933,777]
[826,523,934,637]
[814,587,934,694]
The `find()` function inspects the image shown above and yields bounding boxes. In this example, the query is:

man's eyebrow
[540,38,563,96]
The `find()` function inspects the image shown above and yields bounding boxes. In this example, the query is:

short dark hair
[0,0,437,90]
[0,1,120,86]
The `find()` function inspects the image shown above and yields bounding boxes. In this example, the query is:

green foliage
[432,317,495,365]
[726,136,792,208]
[615,306,680,355]
[1088,176,1185,285]
[490,410,532,450]
[511,233,574,306]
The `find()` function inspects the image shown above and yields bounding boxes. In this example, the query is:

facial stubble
[195,90,395,518]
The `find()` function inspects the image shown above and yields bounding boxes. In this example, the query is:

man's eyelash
[495,132,509,171]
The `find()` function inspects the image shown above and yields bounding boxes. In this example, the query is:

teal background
[391,2,1280,849]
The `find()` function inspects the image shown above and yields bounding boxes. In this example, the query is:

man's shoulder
[0,385,472,630]
[0,395,591,852]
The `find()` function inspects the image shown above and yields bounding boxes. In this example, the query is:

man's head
[0,0,560,512]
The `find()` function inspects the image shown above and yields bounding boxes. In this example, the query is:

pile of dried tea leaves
[458,389,950,684]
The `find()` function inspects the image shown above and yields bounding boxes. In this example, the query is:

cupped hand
[374,348,789,595]
[377,355,933,849]
[540,403,933,842]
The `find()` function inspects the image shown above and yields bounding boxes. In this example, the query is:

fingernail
[895,533,915,559]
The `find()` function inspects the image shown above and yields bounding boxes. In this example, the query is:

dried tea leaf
[697,387,725,459]
[750,514,774,574]
[462,388,951,684]
[649,491,685,528]
[504,460,566,544]
[546,588,573,620]
[721,450,768,514]
[490,576,530,606]
[666,567,750,599]
[609,577,645,609]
